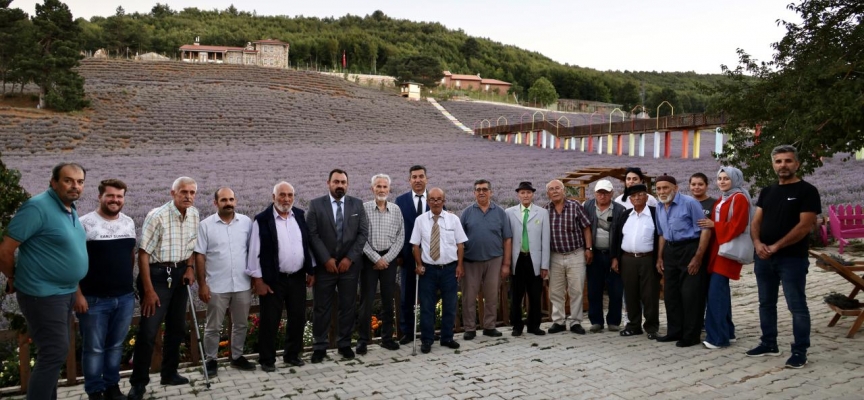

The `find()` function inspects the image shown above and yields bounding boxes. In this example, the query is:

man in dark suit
[394,165,429,344]
[307,169,369,362]
[246,182,315,372]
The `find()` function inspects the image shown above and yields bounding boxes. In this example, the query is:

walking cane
[411,267,423,356]
[185,281,211,389]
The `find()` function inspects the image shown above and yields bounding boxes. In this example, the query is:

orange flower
[219,340,229,347]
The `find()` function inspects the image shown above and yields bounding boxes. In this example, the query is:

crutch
[412,267,423,356]
[186,282,211,389]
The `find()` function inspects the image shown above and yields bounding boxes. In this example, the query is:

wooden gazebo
[558,167,656,202]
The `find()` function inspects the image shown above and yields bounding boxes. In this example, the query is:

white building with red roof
[180,38,290,68]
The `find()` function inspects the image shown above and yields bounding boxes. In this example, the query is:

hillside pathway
[15,249,864,399]
[427,98,474,134]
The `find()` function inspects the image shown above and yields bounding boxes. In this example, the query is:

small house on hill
[441,71,511,94]
[179,38,290,68]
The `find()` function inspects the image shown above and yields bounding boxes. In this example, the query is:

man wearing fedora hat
[506,182,550,336]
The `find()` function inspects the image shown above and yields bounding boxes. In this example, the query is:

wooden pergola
[558,167,656,202]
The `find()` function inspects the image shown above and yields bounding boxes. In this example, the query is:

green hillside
[76,5,723,114]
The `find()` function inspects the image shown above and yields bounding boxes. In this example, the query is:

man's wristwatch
[586,247,593,251]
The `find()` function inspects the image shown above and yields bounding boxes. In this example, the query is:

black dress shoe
[655,335,681,343]
[441,340,460,349]
[127,385,146,400]
[421,343,432,353]
[88,391,105,400]
[512,326,524,336]
[231,355,256,371]
[483,328,503,337]
[547,323,566,334]
[380,340,400,350]
[310,349,327,363]
[283,357,305,367]
[570,324,586,335]
[463,331,476,340]
[205,359,218,376]
[260,363,276,372]
[676,339,701,348]
[338,346,355,359]
[399,335,413,345]
[160,373,189,385]
[356,342,367,355]
[527,328,546,336]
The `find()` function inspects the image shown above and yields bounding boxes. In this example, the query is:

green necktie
[522,208,530,252]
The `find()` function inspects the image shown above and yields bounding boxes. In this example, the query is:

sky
[15,0,800,74]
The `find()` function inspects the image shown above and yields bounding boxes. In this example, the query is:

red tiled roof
[448,74,481,81]
[443,70,452,76]
[179,45,244,52]
[481,78,511,85]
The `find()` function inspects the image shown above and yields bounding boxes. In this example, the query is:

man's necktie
[521,208,530,253]
[335,200,344,243]
[430,215,440,261]
[416,194,423,215]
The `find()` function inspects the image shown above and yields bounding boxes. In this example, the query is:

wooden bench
[828,204,864,253]
[810,251,864,338]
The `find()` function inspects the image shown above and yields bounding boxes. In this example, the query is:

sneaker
[746,344,781,357]
[729,337,738,343]
[785,352,807,368]
[205,359,218,376]
[231,355,256,371]
[703,341,726,349]
[589,324,604,333]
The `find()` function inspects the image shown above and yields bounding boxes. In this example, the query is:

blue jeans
[76,293,135,394]
[419,262,458,345]
[17,292,74,400]
[754,256,810,354]
[586,250,623,327]
[705,274,735,346]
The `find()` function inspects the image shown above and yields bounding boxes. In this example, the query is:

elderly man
[194,187,255,376]
[411,188,467,353]
[612,184,661,340]
[246,182,314,372]
[358,174,404,353]
[654,174,711,348]
[395,165,430,344]
[748,145,821,369]
[307,169,369,362]
[583,179,627,333]
[76,179,136,400]
[545,179,592,334]
[128,177,199,400]
[506,182,550,337]
[460,179,512,340]
[0,163,88,400]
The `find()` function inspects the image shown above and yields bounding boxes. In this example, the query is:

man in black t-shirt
[747,145,820,369]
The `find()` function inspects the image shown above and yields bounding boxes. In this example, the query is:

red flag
[342,50,346,69]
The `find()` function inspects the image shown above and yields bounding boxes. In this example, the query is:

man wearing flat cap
[612,183,661,339]
[506,182,550,336]
[654,174,711,347]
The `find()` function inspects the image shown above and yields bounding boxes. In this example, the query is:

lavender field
[2,59,863,230]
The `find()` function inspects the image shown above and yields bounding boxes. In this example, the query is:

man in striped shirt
[358,174,404,354]
[128,177,199,400]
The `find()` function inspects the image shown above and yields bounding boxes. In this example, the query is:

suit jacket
[506,204,550,276]
[395,191,429,263]
[611,205,660,265]
[254,205,314,288]
[306,195,369,268]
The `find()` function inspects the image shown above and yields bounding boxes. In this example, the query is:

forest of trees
[74,5,724,115]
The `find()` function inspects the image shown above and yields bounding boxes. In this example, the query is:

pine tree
[29,0,88,111]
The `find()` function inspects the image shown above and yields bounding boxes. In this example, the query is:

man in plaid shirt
[358,174,404,354]
[544,180,593,335]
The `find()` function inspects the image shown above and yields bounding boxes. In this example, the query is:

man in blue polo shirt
[654,174,711,348]
[0,162,89,400]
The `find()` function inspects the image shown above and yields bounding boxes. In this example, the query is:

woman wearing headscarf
[697,166,752,349]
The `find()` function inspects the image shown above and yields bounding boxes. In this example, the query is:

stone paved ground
[24,250,864,399]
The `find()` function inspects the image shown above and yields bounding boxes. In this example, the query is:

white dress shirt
[412,190,427,214]
[195,213,252,293]
[246,207,305,277]
[410,210,468,265]
[621,208,655,253]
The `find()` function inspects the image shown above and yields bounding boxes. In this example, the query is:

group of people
[0,144,820,400]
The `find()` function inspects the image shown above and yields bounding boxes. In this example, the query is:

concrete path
[23,251,864,399]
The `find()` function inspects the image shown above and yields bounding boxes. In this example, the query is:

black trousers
[510,253,543,330]
[662,240,708,342]
[358,257,398,345]
[258,271,307,366]
[312,263,360,350]
[621,254,660,334]
[130,265,188,386]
